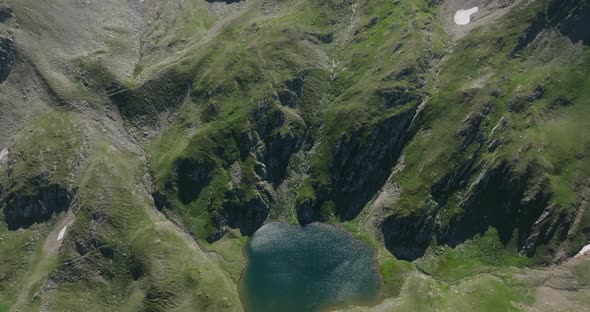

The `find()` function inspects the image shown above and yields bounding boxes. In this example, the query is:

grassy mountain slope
[0,0,589,311]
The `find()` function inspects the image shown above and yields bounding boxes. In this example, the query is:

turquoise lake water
[240,222,382,312]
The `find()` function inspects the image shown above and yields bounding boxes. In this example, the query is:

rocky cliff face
[293,103,421,225]
[444,163,552,249]
[153,96,306,241]
[379,0,590,263]
[0,4,14,83]
[548,0,590,45]
[382,203,437,261]
[0,36,13,83]
[381,154,564,261]
[1,179,74,230]
[173,158,214,205]
[2,0,590,310]
[513,0,590,56]
[330,106,418,220]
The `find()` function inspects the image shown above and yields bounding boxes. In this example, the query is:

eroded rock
[2,181,75,230]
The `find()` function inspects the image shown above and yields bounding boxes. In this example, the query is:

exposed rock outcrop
[248,102,306,185]
[277,75,306,108]
[382,203,437,261]
[330,106,418,220]
[173,158,214,205]
[197,179,274,242]
[442,163,552,250]
[0,33,14,83]
[297,104,420,224]
[512,0,590,56]
[378,86,422,109]
[223,186,273,237]
[296,196,318,225]
[382,160,559,261]
[111,68,192,130]
[2,180,75,230]
[0,5,13,23]
[547,0,590,45]
[157,100,305,241]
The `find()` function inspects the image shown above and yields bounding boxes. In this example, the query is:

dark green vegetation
[1,0,590,311]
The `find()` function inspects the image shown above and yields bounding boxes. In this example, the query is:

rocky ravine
[0,0,590,311]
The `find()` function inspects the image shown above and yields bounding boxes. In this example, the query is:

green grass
[373,271,529,312]
[143,0,448,233]
[417,229,529,282]
[0,109,86,310]
[1,109,84,195]
[571,259,590,287]
[379,257,413,297]
[4,0,590,310]
[36,120,242,311]
[0,224,49,309]
[381,0,590,261]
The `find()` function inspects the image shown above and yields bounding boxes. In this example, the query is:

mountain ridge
[1,0,589,311]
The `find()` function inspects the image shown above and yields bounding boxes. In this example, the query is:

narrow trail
[145,0,256,78]
[102,94,247,270]
[10,209,76,312]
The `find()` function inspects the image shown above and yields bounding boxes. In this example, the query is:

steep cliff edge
[2,180,74,230]
[1,0,590,311]
[0,3,14,83]
[380,0,590,264]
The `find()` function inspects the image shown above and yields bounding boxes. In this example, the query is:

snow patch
[0,147,8,163]
[57,226,67,241]
[576,244,590,258]
[454,7,479,25]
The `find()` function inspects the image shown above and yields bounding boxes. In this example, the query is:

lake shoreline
[237,221,387,312]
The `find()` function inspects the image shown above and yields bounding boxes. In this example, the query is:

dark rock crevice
[313,105,419,222]
[295,196,318,225]
[0,5,13,23]
[378,86,422,110]
[0,3,14,83]
[220,187,272,238]
[247,101,306,186]
[430,151,480,206]
[382,160,557,261]
[511,11,547,57]
[381,202,437,261]
[110,69,193,130]
[332,111,417,220]
[547,0,590,45]
[277,74,306,108]
[155,101,305,242]
[174,158,214,205]
[0,34,14,84]
[1,180,75,230]
[512,0,590,57]
[442,163,552,250]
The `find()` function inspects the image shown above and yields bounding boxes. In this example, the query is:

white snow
[576,244,590,258]
[57,225,67,241]
[454,7,479,25]
[0,148,8,163]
